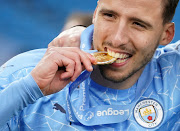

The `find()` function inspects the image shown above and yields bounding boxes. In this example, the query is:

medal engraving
[92,52,117,65]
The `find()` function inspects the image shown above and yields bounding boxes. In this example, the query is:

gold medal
[92,52,117,65]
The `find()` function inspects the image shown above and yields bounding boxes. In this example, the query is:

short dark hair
[162,0,179,24]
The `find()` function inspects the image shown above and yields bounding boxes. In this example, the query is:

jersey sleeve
[0,49,45,129]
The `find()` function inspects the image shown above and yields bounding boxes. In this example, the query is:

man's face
[92,0,165,83]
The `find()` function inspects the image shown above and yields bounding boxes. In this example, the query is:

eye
[102,13,116,20]
[133,22,146,29]
[103,13,113,18]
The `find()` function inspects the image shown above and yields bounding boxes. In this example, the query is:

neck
[90,66,144,90]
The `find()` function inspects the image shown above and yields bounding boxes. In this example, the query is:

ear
[160,22,175,46]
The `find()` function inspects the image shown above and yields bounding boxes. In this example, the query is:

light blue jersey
[0,27,180,130]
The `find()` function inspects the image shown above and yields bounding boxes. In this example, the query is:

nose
[111,22,129,47]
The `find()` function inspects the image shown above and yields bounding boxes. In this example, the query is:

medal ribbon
[66,24,155,126]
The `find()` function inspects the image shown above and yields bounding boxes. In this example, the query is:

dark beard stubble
[98,44,158,83]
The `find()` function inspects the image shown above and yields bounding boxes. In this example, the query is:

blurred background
[0,0,179,66]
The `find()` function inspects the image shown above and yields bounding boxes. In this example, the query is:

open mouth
[107,49,132,64]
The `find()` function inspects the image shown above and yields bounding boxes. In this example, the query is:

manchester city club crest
[134,99,163,128]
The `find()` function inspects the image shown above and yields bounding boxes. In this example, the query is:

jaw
[91,64,145,90]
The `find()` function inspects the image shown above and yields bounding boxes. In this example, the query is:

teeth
[107,49,129,59]
[112,51,115,57]
[115,59,127,63]
[115,53,119,58]
[107,49,112,56]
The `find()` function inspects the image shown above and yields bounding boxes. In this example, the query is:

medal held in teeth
[92,52,117,65]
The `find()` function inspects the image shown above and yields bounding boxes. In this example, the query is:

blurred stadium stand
[0,0,179,65]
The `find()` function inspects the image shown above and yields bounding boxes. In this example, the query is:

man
[0,0,180,130]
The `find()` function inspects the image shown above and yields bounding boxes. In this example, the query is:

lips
[107,49,132,64]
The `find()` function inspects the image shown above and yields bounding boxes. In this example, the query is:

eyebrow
[129,17,153,29]
[99,8,119,17]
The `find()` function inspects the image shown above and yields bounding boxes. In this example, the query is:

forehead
[98,0,163,7]
[97,0,164,23]
[98,0,163,16]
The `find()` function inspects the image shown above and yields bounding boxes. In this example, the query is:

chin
[99,66,128,83]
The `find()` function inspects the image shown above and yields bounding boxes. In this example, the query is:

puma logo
[53,103,66,114]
